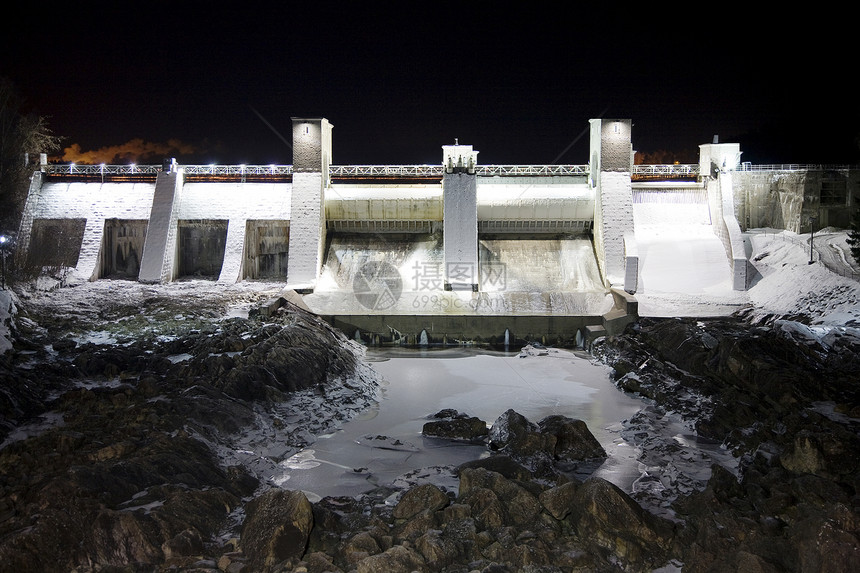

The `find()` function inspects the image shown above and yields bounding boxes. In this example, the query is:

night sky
[3,3,857,166]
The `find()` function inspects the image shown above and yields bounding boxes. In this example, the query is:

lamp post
[808,215,818,265]
[0,235,7,289]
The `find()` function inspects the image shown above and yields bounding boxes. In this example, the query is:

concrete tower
[442,143,479,291]
[590,118,635,290]
[287,118,333,288]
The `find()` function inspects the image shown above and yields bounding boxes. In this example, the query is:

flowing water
[305,233,611,316]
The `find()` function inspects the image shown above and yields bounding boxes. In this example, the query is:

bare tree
[0,77,63,230]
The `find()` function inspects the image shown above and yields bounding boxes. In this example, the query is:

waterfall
[632,187,711,227]
[478,237,603,293]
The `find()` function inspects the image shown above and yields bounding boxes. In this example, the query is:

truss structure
[39,163,747,181]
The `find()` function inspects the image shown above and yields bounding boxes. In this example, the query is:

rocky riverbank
[594,316,860,571]
[1,278,859,572]
[0,282,382,572]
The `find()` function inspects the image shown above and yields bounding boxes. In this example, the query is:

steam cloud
[62,139,197,164]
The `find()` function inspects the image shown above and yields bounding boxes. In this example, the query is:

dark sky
[3,2,857,166]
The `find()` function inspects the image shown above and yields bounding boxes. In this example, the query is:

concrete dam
[16,118,859,346]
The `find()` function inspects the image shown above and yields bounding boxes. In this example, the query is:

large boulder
[241,489,314,570]
[393,483,450,520]
[487,410,605,478]
[355,544,426,573]
[538,414,606,461]
[422,409,488,442]
[780,428,860,480]
[567,477,674,570]
[457,454,534,482]
[488,409,555,459]
[538,480,580,520]
[458,467,542,527]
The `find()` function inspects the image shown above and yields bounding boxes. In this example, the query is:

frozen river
[273,346,646,502]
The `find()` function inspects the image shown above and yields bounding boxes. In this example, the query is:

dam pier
[16,118,859,346]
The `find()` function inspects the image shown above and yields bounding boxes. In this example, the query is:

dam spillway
[632,184,734,294]
[301,152,609,345]
[303,231,612,346]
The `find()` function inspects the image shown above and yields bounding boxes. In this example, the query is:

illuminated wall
[288,118,332,286]
[590,119,635,289]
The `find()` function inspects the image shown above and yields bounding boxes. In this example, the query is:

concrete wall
[325,313,605,348]
[442,172,479,290]
[326,183,443,233]
[176,182,291,283]
[139,173,182,283]
[22,178,156,282]
[708,174,748,290]
[732,169,858,232]
[21,174,291,284]
[26,218,86,270]
[324,178,594,235]
[244,220,290,280]
[19,115,857,300]
[477,178,593,233]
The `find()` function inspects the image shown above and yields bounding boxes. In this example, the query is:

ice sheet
[271,347,645,501]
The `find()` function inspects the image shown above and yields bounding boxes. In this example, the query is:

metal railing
[44,163,163,177]
[632,164,698,177]
[40,163,594,179]
[42,162,860,180]
[39,162,667,179]
[331,165,440,177]
[737,163,857,172]
[476,165,589,177]
[328,165,591,177]
[182,164,293,177]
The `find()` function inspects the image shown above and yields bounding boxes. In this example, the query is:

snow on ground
[745,228,860,325]
[635,227,860,326]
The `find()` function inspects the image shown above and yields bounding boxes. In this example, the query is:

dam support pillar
[15,171,45,269]
[590,119,635,291]
[442,144,479,291]
[700,142,748,290]
[139,170,182,283]
[287,118,333,289]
